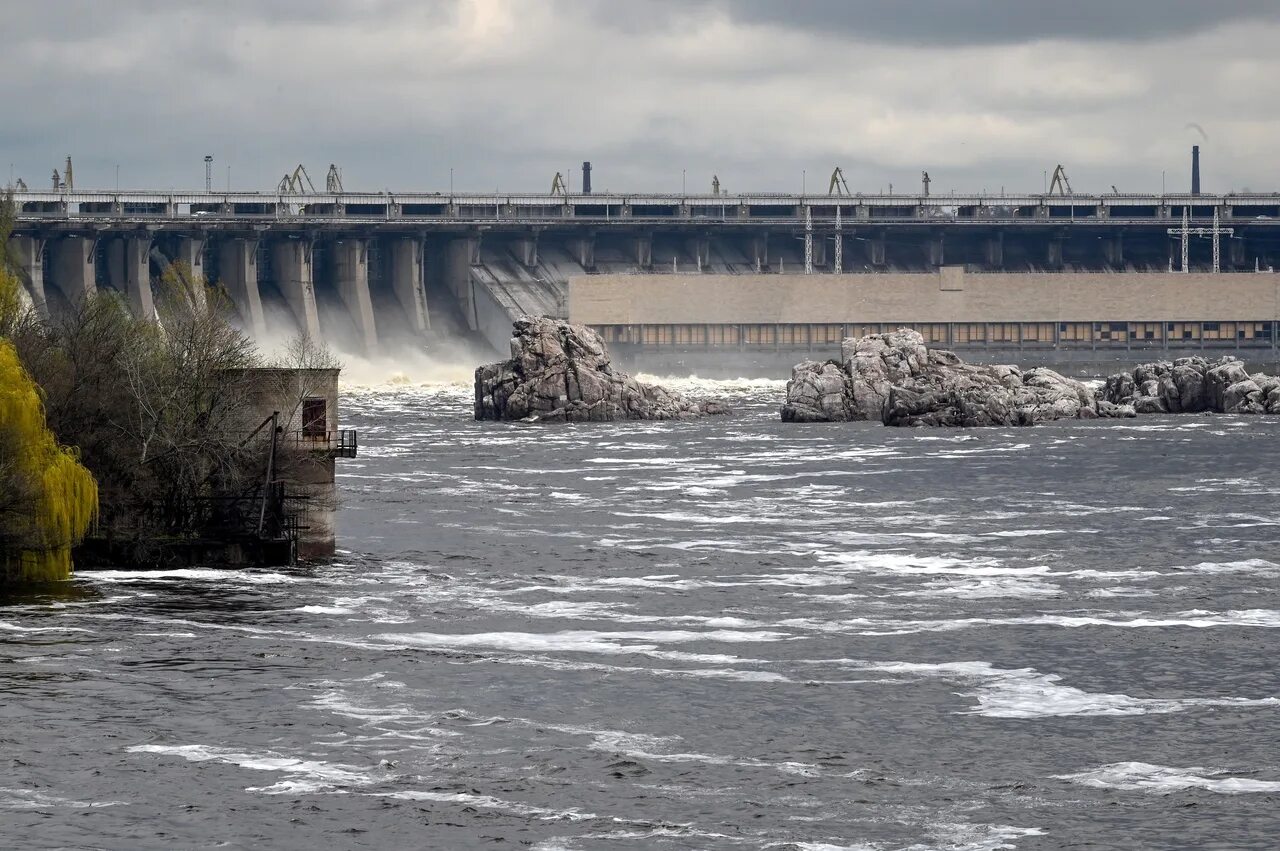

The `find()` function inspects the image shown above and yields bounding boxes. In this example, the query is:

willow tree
[0,324,98,582]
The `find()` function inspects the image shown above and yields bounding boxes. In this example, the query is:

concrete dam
[10,186,1280,373]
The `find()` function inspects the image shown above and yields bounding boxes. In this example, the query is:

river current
[3,376,1279,850]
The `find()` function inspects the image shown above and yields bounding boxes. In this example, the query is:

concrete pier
[445,236,479,331]
[985,234,1003,267]
[272,238,321,340]
[8,235,47,316]
[514,235,539,268]
[331,238,377,354]
[50,236,97,305]
[218,238,266,338]
[868,232,887,266]
[389,237,430,336]
[634,234,652,268]
[107,236,154,319]
[175,235,207,279]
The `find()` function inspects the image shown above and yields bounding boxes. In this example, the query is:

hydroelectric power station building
[10,174,1280,372]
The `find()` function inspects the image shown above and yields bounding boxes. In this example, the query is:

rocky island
[475,318,729,422]
[782,329,1110,426]
[783,328,1280,426]
[1099,356,1280,414]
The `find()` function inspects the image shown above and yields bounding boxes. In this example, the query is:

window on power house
[302,398,327,438]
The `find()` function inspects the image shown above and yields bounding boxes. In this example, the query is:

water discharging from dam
[2,376,1279,849]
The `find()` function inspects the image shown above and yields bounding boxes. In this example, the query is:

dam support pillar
[390,237,430,336]
[687,236,710,272]
[571,234,595,270]
[50,235,98,306]
[984,234,1003,268]
[1047,235,1064,269]
[445,235,479,332]
[218,238,266,338]
[634,233,652,268]
[272,238,321,340]
[514,234,539,268]
[867,231,886,267]
[332,238,378,355]
[8,235,47,316]
[1103,233,1124,267]
[926,233,945,268]
[176,235,207,278]
[1229,237,1246,270]
[107,235,154,319]
[752,232,770,271]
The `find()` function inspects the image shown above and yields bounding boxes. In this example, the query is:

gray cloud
[0,1,1274,195]
[590,0,1280,44]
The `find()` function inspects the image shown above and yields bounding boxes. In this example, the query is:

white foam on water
[80,568,299,584]
[504,653,793,684]
[814,550,1035,577]
[894,576,1061,599]
[372,790,596,821]
[0,787,129,809]
[835,608,1280,636]
[984,529,1094,538]
[380,628,789,656]
[843,660,1280,718]
[127,744,378,794]
[0,621,93,634]
[1057,762,1280,793]
[771,822,1043,851]
[1168,558,1280,575]
[293,605,356,615]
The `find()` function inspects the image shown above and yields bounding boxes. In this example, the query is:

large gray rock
[785,329,1104,427]
[475,318,729,422]
[1099,355,1280,415]
[781,360,858,422]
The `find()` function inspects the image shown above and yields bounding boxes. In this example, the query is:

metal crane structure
[550,172,567,197]
[325,164,343,193]
[828,166,851,196]
[921,171,931,197]
[1048,164,1072,196]
[278,164,318,194]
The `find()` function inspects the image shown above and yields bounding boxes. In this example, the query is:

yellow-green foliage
[0,338,98,582]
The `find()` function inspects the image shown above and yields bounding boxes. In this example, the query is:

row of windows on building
[591,321,1280,347]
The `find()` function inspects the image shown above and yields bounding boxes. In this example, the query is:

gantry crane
[278,164,318,194]
[828,166,851,196]
[1048,164,1072,196]
[325,164,343,193]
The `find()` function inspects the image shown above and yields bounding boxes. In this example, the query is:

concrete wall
[239,368,344,559]
[569,269,1280,324]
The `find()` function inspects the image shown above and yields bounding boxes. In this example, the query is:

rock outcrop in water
[782,329,1112,426]
[475,318,730,422]
[1099,356,1280,414]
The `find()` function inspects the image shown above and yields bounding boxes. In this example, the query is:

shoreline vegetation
[0,193,338,585]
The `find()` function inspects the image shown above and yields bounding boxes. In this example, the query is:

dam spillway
[10,188,1280,371]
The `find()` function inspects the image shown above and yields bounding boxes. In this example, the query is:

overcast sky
[3,0,1277,195]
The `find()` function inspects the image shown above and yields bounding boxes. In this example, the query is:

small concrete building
[239,367,356,559]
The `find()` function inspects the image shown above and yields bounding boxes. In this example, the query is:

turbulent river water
[3,376,1280,850]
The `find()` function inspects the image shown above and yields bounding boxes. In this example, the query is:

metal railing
[289,429,358,458]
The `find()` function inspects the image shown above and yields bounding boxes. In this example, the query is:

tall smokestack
[582,161,592,195]
[1191,145,1201,195]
